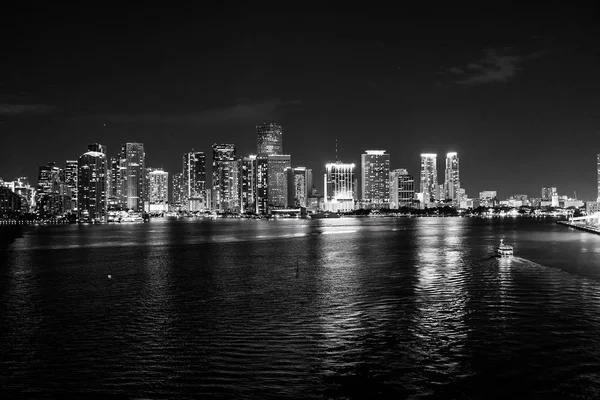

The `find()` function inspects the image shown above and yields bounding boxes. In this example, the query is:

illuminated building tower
[420,153,438,205]
[597,154,600,202]
[241,155,257,213]
[361,150,390,208]
[64,160,78,210]
[389,168,408,208]
[182,151,206,208]
[541,186,557,201]
[444,152,460,206]
[77,146,108,222]
[398,173,415,208]
[287,167,312,208]
[212,144,240,212]
[324,162,356,212]
[148,169,169,213]
[119,142,145,212]
[256,122,283,156]
[172,173,183,206]
[267,154,291,209]
[255,156,269,214]
[37,162,61,200]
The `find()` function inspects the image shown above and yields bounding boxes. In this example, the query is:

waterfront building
[37,162,61,201]
[172,172,183,208]
[479,190,498,207]
[119,142,145,212]
[324,161,355,212]
[77,145,108,222]
[287,167,311,208]
[148,169,169,213]
[255,156,269,214]
[398,173,415,208]
[241,155,257,213]
[267,154,291,209]
[0,186,21,216]
[420,154,437,206]
[444,152,460,206]
[361,150,390,208]
[389,168,407,208]
[257,122,283,157]
[182,151,206,209]
[64,160,78,211]
[212,144,239,212]
[541,187,557,201]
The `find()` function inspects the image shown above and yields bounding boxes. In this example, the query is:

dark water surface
[2,217,600,399]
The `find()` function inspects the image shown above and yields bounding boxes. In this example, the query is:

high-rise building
[287,167,312,208]
[390,168,414,208]
[182,151,206,207]
[324,162,355,212]
[597,154,600,202]
[148,169,169,212]
[541,186,557,201]
[444,152,460,206]
[212,144,239,212]
[77,145,108,222]
[255,156,269,215]
[420,154,438,205]
[256,122,283,156]
[119,143,145,212]
[361,150,390,208]
[241,155,257,213]
[172,173,183,206]
[64,160,78,210]
[37,162,61,200]
[267,154,291,209]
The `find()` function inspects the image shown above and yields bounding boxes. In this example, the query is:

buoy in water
[108,274,112,279]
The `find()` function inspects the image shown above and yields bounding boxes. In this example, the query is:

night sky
[1,5,599,200]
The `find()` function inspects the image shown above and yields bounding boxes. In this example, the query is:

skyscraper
[256,122,283,156]
[324,162,355,212]
[148,169,169,212]
[241,155,257,213]
[287,167,311,208]
[389,168,408,208]
[182,151,206,207]
[267,154,291,209]
[444,152,460,206]
[361,150,390,208]
[119,143,145,212]
[420,154,437,205]
[212,144,239,212]
[255,156,269,215]
[77,145,108,222]
[37,162,61,200]
[64,160,78,210]
[172,172,183,206]
[597,154,600,202]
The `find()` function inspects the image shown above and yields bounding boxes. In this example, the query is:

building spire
[335,139,338,162]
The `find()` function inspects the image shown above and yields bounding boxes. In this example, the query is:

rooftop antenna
[335,139,338,162]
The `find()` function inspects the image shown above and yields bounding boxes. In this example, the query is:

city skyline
[1,6,599,199]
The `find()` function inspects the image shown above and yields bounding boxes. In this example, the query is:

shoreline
[557,220,600,235]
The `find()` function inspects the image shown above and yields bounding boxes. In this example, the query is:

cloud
[447,48,544,86]
[0,103,57,116]
[76,98,303,126]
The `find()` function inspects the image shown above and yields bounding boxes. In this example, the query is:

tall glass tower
[119,143,145,212]
[77,146,108,222]
[361,150,390,207]
[420,154,437,205]
[256,122,283,157]
[212,144,239,212]
[444,152,460,206]
[182,151,206,204]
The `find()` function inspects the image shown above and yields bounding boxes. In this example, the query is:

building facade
[267,154,291,209]
[256,122,283,157]
[361,150,390,208]
[182,151,206,209]
[212,144,239,212]
[420,154,437,206]
[119,142,145,212]
[324,162,355,212]
[444,152,460,206]
[77,146,108,222]
[148,169,169,212]
[287,167,311,208]
[241,155,257,213]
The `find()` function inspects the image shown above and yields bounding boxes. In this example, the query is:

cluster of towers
[0,123,463,221]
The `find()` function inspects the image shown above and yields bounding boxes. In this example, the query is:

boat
[495,239,513,257]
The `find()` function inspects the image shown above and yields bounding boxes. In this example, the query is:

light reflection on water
[2,218,600,398]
